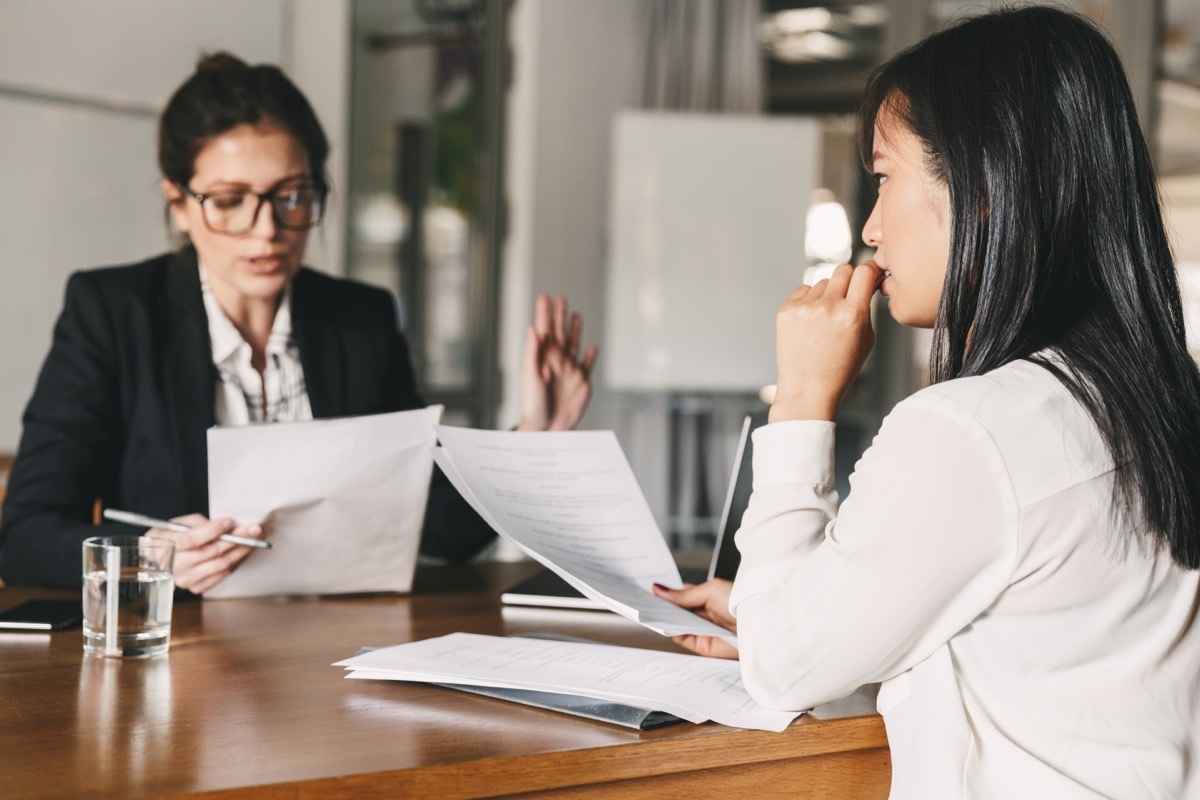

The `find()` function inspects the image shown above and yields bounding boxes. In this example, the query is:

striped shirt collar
[198,264,311,426]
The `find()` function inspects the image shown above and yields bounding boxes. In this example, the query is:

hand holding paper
[433,426,736,646]
[204,407,442,598]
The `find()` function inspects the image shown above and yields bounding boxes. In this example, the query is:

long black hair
[859,5,1200,568]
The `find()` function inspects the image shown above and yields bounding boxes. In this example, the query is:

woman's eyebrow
[201,173,311,191]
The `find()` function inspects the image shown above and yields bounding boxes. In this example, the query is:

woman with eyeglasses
[0,53,597,593]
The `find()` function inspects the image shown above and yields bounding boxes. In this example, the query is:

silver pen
[102,508,274,549]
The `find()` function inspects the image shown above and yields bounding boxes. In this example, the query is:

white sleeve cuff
[752,420,836,489]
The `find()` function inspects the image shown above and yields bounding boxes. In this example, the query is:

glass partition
[347,0,506,427]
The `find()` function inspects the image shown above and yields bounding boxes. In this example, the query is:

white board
[604,111,821,392]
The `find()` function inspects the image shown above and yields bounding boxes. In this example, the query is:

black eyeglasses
[177,181,328,235]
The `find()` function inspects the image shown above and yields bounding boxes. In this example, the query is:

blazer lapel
[292,268,347,418]
[162,249,216,514]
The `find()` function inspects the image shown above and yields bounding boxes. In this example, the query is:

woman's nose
[250,197,278,238]
[861,199,882,248]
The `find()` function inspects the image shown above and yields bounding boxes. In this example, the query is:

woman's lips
[244,255,286,274]
[878,268,892,294]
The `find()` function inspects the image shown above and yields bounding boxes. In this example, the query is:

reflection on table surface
[0,561,888,799]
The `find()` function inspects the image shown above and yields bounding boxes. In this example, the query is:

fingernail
[652,583,668,592]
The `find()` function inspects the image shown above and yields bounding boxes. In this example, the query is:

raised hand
[516,293,599,432]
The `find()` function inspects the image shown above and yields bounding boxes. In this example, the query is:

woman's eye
[210,194,247,211]
[873,173,887,187]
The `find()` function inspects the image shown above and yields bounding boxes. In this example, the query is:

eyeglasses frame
[176,180,328,235]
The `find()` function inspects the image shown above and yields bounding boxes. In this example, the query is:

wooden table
[0,562,889,799]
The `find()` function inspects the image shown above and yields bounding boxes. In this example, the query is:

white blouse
[729,358,1200,799]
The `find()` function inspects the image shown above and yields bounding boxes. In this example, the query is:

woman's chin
[885,300,937,329]
[234,271,293,301]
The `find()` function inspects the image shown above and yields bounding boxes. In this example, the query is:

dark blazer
[0,249,493,588]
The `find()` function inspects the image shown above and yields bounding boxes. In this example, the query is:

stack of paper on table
[335,632,800,732]
[204,407,442,598]
[433,426,736,647]
[437,682,684,730]
[350,634,686,730]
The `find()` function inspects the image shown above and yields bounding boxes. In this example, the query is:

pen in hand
[102,509,273,549]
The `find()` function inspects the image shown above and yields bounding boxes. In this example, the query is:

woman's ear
[161,179,191,234]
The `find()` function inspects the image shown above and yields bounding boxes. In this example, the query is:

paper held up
[336,632,800,732]
[203,406,443,599]
[433,426,736,647]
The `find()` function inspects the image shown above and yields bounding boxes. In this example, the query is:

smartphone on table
[0,599,83,631]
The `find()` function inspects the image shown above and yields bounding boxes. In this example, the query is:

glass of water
[82,536,175,658]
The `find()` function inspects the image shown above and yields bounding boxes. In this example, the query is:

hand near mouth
[871,261,892,294]
[869,260,889,280]
[770,260,881,423]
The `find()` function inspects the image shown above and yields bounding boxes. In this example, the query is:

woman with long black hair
[656,6,1200,797]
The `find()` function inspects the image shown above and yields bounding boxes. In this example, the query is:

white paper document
[433,427,735,645]
[336,632,800,732]
[204,407,443,598]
